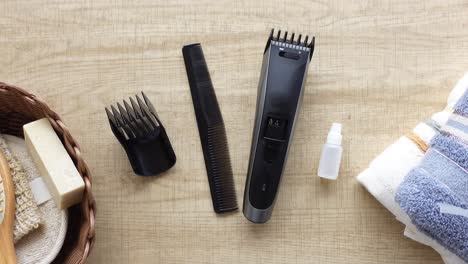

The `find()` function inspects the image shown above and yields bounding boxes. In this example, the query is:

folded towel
[357,73,468,263]
[357,136,425,218]
[448,72,468,111]
[395,87,468,262]
[455,90,468,117]
[443,116,468,143]
[420,149,468,203]
[396,168,468,262]
[431,133,468,170]
[356,118,449,219]
[356,125,464,263]
[403,227,466,264]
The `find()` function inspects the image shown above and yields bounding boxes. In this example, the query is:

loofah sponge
[4,134,68,264]
[0,135,41,242]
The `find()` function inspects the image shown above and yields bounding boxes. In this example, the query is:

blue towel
[430,133,468,171]
[442,113,468,143]
[395,88,468,261]
[455,90,468,117]
[396,168,468,262]
[421,149,468,203]
[446,119,468,134]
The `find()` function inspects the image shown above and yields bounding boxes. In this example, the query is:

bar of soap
[24,118,85,209]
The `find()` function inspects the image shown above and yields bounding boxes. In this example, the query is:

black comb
[105,92,176,176]
[182,43,238,214]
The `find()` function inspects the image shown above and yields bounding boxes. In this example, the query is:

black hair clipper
[243,29,315,223]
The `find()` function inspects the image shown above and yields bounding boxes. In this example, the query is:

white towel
[357,136,423,220]
[447,72,468,110]
[357,73,468,264]
[357,120,466,263]
[404,226,466,264]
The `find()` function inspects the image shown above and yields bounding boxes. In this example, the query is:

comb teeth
[183,43,238,214]
[205,124,238,213]
[270,28,315,48]
[106,92,160,140]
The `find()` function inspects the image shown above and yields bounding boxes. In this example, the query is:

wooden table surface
[1,0,468,263]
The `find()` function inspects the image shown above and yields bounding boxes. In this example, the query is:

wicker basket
[0,82,96,263]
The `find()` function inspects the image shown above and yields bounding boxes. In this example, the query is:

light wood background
[1,0,468,263]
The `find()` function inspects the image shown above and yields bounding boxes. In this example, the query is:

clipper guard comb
[243,29,315,223]
[106,92,176,176]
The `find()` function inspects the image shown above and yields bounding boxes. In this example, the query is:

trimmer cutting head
[243,29,315,223]
[265,28,315,58]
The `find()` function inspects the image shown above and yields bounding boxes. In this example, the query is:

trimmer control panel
[264,117,287,140]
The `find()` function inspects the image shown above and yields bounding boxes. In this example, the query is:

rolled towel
[356,117,449,220]
[448,72,468,110]
[420,149,468,203]
[357,73,468,263]
[396,168,468,262]
[431,133,468,170]
[395,88,468,262]
[443,115,468,143]
[454,89,468,117]
[357,136,425,218]
[356,126,464,263]
[404,227,466,264]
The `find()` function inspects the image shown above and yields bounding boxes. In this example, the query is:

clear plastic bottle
[318,123,343,180]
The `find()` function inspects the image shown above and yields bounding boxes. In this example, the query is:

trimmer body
[243,29,315,223]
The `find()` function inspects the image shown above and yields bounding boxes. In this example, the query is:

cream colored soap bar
[24,118,84,209]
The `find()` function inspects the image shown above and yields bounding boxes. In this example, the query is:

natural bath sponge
[0,135,41,242]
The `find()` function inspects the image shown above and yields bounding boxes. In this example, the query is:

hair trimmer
[243,29,315,223]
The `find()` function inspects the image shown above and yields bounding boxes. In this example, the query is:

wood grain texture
[1,0,468,263]
[0,152,17,264]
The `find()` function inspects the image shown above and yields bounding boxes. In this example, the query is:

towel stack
[358,73,468,264]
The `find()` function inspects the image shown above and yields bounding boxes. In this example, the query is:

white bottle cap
[326,123,342,146]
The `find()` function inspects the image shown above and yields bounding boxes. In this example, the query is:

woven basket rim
[0,82,96,263]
